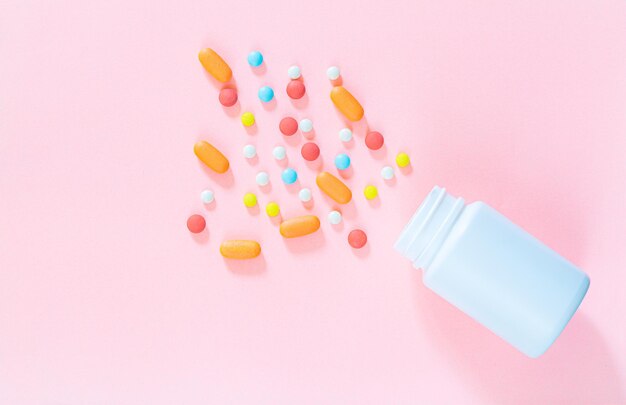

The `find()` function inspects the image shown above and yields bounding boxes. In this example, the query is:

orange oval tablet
[279,215,321,238]
[220,240,261,259]
[194,141,229,173]
[198,48,233,83]
[330,86,364,121]
[316,172,352,204]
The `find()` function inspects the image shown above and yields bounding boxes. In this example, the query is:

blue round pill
[334,153,351,170]
[258,86,274,102]
[247,51,264,67]
[281,168,298,184]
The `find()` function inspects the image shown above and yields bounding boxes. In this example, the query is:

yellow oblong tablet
[194,141,229,173]
[220,240,261,259]
[279,215,320,238]
[316,172,352,204]
[330,86,364,121]
[198,48,233,83]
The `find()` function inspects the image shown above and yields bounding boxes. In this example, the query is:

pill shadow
[259,182,272,194]
[330,75,343,87]
[224,254,267,276]
[283,133,302,148]
[246,155,259,166]
[399,165,413,176]
[282,229,326,253]
[203,199,217,211]
[221,101,241,117]
[302,198,314,210]
[383,176,397,187]
[275,155,289,168]
[330,221,344,232]
[197,161,235,188]
[245,123,258,136]
[367,196,382,209]
[191,229,209,244]
[246,205,260,216]
[335,199,358,221]
[251,63,267,76]
[201,70,238,91]
[342,137,356,150]
[338,166,354,179]
[290,90,309,109]
[368,144,388,160]
[305,156,323,172]
[269,214,282,226]
[350,242,370,259]
[285,179,301,194]
[261,97,277,112]
[302,129,316,140]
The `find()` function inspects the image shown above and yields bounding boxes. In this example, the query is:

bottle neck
[394,186,465,270]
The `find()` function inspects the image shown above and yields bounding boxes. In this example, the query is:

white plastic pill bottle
[395,186,590,357]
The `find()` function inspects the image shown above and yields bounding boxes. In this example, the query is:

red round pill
[301,142,320,161]
[365,131,384,150]
[218,88,238,107]
[286,80,306,99]
[348,229,367,249]
[279,116,298,136]
[187,214,206,234]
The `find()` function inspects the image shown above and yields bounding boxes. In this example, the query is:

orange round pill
[218,88,238,107]
[365,131,384,150]
[187,214,206,233]
[286,80,306,99]
[301,142,320,161]
[279,117,298,136]
[348,229,367,249]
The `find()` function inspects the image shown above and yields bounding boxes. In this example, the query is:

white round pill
[339,128,352,142]
[298,188,312,202]
[299,118,313,133]
[273,146,286,160]
[200,189,214,204]
[326,66,340,80]
[287,65,301,79]
[381,166,395,180]
[256,171,269,186]
[328,210,342,225]
[243,144,256,159]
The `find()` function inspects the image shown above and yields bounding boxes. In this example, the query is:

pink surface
[1,0,626,403]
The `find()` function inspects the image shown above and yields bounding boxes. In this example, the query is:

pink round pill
[187,214,206,233]
[365,131,384,150]
[348,229,367,249]
[218,88,238,107]
[301,142,320,161]
[286,80,306,99]
[279,117,298,136]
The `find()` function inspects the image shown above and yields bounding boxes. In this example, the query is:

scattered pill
[256,171,269,186]
[187,214,206,233]
[266,202,280,217]
[243,193,257,208]
[287,65,301,79]
[200,189,214,204]
[326,66,340,81]
[381,166,395,180]
[330,86,364,121]
[273,146,286,160]
[194,141,229,173]
[198,48,232,83]
[365,131,384,150]
[299,118,313,133]
[396,152,411,168]
[339,128,353,142]
[364,185,378,200]
[299,188,312,202]
[218,88,238,107]
[241,112,255,127]
[243,144,257,159]
[279,117,298,136]
[328,210,342,225]
[247,50,263,67]
[281,168,298,184]
[348,229,367,249]
[301,142,320,161]
[279,215,321,238]
[258,86,275,102]
[286,80,306,99]
[334,153,351,170]
[316,172,352,204]
[220,240,261,259]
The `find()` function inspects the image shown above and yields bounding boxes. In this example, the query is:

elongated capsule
[198,48,233,83]
[194,141,229,173]
[280,215,320,238]
[220,240,261,259]
[316,172,352,204]
[330,86,364,121]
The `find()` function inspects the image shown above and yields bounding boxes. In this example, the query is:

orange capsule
[220,240,261,259]
[198,48,233,83]
[194,141,229,173]
[279,215,321,238]
[330,86,364,121]
[316,172,352,204]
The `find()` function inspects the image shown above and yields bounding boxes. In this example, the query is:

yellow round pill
[241,112,255,127]
[364,185,378,200]
[243,192,257,207]
[396,152,410,168]
[266,202,280,217]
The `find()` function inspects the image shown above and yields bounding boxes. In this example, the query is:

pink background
[1,0,626,403]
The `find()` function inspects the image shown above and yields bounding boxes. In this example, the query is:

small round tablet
[273,146,286,160]
[365,131,384,150]
[381,166,394,180]
[348,229,367,249]
[339,128,352,142]
[279,117,298,136]
[243,192,258,207]
[287,80,306,99]
[256,171,269,186]
[334,153,351,170]
[298,188,312,202]
[287,65,301,79]
[258,86,275,102]
[187,214,206,233]
[396,152,411,168]
[200,189,214,204]
[266,202,280,217]
[218,88,238,107]
[326,66,340,80]
[364,185,378,200]
[299,118,313,133]
[241,112,255,127]
[247,50,263,67]
[301,142,320,161]
[328,210,342,225]
[281,168,298,184]
[243,144,257,159]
